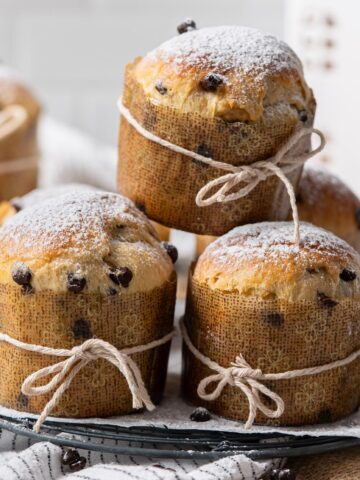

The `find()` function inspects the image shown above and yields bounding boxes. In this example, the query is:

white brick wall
[0,0,284,145]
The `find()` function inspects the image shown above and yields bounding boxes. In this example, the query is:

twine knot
[180,318,360,430]
[0,329,175,433]
[118,99,326,246]
[196,353,284,430]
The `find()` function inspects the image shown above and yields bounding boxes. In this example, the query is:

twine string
[0,330,176,433]
[118,99,326,245]
[180,318,360,429]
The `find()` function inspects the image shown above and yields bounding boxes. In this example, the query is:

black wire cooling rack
[0,413,359,460]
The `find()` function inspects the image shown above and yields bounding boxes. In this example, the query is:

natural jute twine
[0,329,176,432]
[118,99,326,245]
[180,318,360,429]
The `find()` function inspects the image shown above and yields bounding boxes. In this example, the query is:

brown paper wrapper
[0,272,176,418]
[0,121,38,200]
[288,447,360,480]
[182,269,360,426]
[118,62,315,235]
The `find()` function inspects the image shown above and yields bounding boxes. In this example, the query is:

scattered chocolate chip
[108,287,118,296]
[298,110,308,122]
[69,457,87,472]
[317,291,338,308]
[263,312,284,327]
[155,80,167,95]
[161,242,178,264]
[11,262,32,286]
[177,18,196,34]
[17,392,28,407]
[269,469,296,480]
[10,201,22,212]
[72,319,92,340]
[135,201,146,213]
[190,407,211,422]
[109,267,133,287]
[200,73,224,92]
[340,268,357,282]
[355,208,360,229]
[61,448,80,466]
[67,273,86,293]
[197,144,212,158]
[116,224,124,230]
[317,408,332,424]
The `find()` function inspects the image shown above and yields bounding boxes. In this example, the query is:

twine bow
[180,318,360,430]
[0,330,175,432]
[197,354,284,429]
[118,99,326,245]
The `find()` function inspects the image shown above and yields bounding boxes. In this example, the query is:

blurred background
[1,0,358,190]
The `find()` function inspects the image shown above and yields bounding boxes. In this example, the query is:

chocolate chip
[161,242,178,264]
[340,268,356,282]
[109,267,133,287]
[190,407,211,422]
[263,312,284,327]
[69,457,87,472]
[11,262,32,286]
[67,273,86,293]
[108,287,118,296]
[269,469,296,480]
[298,110,308,122]
[355,208,360,229]
[135,201,146,213]
[10,201,22,212]
[317,408,332,424]
[200,73,224,92]
[17,392,28,407]
[61,448,80,466]
[317,291,338,308]
[72,319,92,339]
[197,144,212,158]
[177,18,196,34]
[155,80,167,95]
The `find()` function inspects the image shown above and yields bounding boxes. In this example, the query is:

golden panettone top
[134,25,314,122]
[0,191,174,294]
[0,184,98,226]
[0,65,40,124]
[194,221,360,302]
[296,168,360,251]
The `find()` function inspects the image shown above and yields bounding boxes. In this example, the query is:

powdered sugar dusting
[150,26,302,78]
[0,191,156,259]
[203,221,360,268]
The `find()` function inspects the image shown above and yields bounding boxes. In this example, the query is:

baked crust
[194,221,360,301]
[296,168,360,251]
[134,26,314,122]
[0,190,174,294]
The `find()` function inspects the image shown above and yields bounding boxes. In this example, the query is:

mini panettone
[119,24,317,235]
[295,168,360,252]
[195,167,360,256]
[182,222,360,426]
[0,183,98,225]
[0,66,40,200]
[0,191,177,424]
